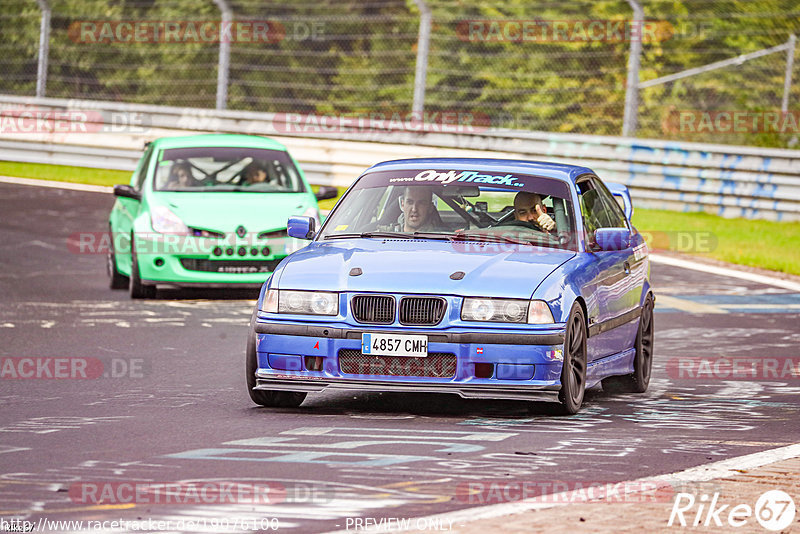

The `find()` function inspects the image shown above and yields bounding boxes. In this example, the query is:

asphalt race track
[1,181,799,533]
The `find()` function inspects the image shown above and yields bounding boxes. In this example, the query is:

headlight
[461,298,554,324]
[260,289,338,316]
[151,206,189,235]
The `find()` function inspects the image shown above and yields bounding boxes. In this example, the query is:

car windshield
[318,169,577,250]
[154,147,306,193]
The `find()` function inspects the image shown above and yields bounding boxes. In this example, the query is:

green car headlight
[461,298,554,324]
[261,289,338,316]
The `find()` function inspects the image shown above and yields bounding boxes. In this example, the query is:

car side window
[132,147,154,191]
[577,180,614,234]
[592,178,627,228]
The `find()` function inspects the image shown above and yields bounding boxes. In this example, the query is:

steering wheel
[488,210,516,228]
[495,219,539,230]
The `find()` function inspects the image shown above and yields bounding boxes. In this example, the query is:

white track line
[650,253,800,292]
[0,175,113,193]
[353,442,800,533]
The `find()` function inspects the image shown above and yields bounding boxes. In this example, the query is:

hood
[150,191,314,234]
[274,238,575,299]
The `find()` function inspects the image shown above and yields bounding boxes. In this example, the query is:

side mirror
[606,182,633,220]
[287,216,316,240]
[315,186,338,201]
[113,184,141,201]
[594,228,631,251]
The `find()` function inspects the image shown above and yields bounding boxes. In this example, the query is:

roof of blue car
[366,158,595,183]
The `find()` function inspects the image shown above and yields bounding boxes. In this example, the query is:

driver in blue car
[399,187,446,232]
[513,191,556,233]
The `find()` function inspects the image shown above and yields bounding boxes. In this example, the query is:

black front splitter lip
[254,376,561,402]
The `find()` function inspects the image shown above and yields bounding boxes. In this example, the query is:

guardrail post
[782,34,796,114]
[622,0,644,137]
[213,0,232,110]
[35,0,51,98]
[412,0,431,116]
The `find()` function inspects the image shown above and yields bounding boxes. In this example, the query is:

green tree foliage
[0,0,798,147]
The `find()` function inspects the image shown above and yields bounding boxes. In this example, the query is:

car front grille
[351,295,395,324]
[179,258,282,273]
[399,297,447,325]
[338,349,456,378]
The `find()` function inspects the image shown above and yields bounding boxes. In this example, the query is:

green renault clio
[107,134,337,298]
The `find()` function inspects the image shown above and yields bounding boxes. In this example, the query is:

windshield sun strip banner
[354,169,572,198]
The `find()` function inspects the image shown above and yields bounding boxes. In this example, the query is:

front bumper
[133,233,292,287]
[253,320,567,402]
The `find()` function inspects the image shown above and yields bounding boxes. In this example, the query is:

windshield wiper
[325,231,458,241]
[451,231,530,245]
[412,232,456,240]
[324,232,416,240]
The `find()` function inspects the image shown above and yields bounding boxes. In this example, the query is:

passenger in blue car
[513,191,557,233]
[398,187,446,232]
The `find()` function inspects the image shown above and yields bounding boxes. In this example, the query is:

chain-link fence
[1,0,799,147]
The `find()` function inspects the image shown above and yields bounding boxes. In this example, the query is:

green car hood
[151,191,314,234]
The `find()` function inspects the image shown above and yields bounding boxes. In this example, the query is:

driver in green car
[513,191,556,233]
[244,161,269,184]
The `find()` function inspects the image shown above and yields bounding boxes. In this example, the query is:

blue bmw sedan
[246,158,654,414]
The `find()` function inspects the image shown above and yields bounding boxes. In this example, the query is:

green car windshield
[154,147,306,193]
[319,169,578,250]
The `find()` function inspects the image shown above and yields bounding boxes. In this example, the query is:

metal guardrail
[1,95,799,220]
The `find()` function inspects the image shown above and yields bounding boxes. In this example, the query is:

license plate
[361,333,428,357]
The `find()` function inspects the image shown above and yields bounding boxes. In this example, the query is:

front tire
[129,237,156,299]
[245,327,307,408]
[557,303,587,415]
[602,294,654,394]
[107,229,129,290]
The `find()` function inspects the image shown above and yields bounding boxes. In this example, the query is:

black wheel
[129,236,156,299]
[245,326,307,408]
[557,303,588,415]
[107,229,129,290]
[602,294,654,394]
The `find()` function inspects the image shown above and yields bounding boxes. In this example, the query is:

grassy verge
[3,160,799,275]
[0,161,130,186]
[632,208,800,276]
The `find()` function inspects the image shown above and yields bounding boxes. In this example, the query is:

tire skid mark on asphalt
[0,416,132,435]
[656,325,800,354]
[0,460,181,518]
